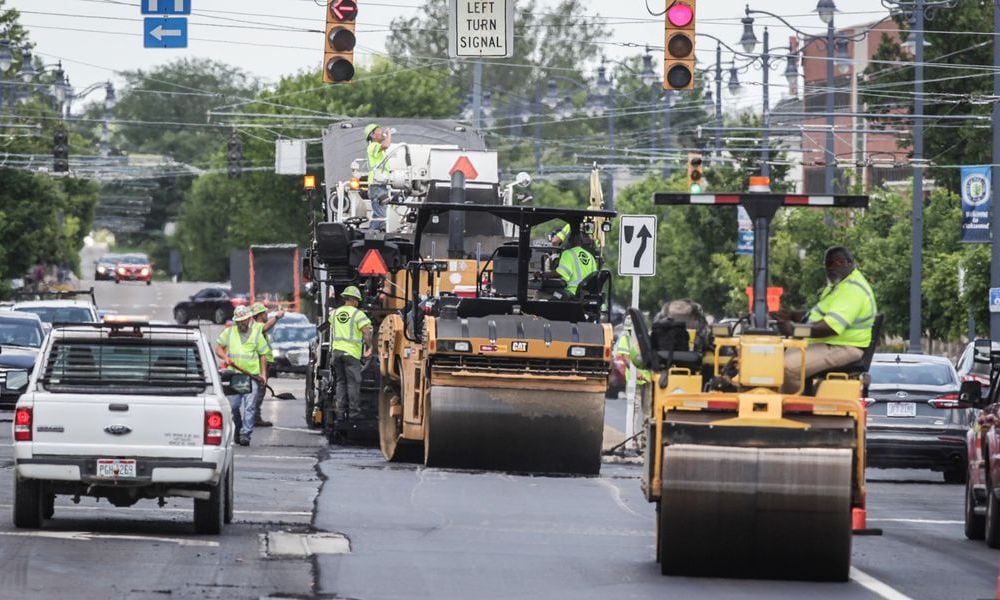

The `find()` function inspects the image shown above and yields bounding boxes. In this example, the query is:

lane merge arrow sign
[142,0,191,14]
[618,214,657,277]
[144,17,188,48]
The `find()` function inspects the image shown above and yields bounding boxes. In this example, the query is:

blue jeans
[369,184,389,231]
[229,379,259,439]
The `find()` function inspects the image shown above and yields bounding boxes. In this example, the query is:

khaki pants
[782,344,863,394]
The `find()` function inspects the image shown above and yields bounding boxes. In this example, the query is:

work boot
[255,418,273,427]
[237,435,250,446]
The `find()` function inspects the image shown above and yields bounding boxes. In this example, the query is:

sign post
[618,214,657,449]
[448,0,514,58]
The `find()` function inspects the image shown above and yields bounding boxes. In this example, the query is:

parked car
[865,353,970,483]
[10,320,239,532]
[93,253,121,281]
[0,311,46,408]
[269,317,316,376]
[173,288,247,325]
[956,339,1000,398]
[12,299,99,324]
[114,253,153,285]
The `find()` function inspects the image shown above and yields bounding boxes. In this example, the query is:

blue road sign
[141,0,191,15]
[143,18,188,48]
[991,288,1000,313]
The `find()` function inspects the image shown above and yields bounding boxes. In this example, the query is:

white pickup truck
[9,321,243,534]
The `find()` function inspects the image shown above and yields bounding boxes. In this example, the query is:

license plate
[886,402,917,418]
[96,459,136,478]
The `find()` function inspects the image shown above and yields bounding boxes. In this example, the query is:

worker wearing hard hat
[365,123,392,232]
[325,286,373,422]
[215,304,270,446]
[250,302,285,428]
[542,230,598,297]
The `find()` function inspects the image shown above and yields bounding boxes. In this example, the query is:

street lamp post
[880,0,957,351]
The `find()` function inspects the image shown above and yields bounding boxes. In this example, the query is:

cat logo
[512,341,528,352]
[336,312,351,324]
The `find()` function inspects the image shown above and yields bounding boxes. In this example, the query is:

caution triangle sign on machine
[357,248,388,276]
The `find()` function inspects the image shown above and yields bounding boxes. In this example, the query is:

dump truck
[630,181,879,581]
[376,202,615,474]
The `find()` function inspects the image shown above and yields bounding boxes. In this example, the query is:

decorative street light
[727,64,741,95]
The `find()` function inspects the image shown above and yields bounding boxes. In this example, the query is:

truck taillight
[929,394,966,409]
[205,410,223,445]
[862,398,875,408]
[14,407,32,441]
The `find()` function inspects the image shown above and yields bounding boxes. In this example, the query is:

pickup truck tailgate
[30,393,207,459]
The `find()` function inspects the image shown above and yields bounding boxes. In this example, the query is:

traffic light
[52,129,69,173]
[324,0,357,84]
[664,0,696,91]
[687,152,703,192]
[227,131,242,180]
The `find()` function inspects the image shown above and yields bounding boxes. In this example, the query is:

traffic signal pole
[761,27,770,179]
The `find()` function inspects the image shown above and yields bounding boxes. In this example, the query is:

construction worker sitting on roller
[324,286,373,421]
[365,123,392,232]
[550,223,571,247]
[250,302,285,428]
[539,230,598,298]
[770,246,877,394]
[215,305,270,446]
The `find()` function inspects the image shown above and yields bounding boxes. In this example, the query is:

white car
[10,321,240,534]
[11,299,99,325]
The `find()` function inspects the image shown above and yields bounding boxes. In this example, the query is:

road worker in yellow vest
[215,304,270,446]
[327,286,373,421]
[540,230,598,298]
[250,302,285,428]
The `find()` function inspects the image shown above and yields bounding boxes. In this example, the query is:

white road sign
[448,0,514,58]
[618,215,657,277]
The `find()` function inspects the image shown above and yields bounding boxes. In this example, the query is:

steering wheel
[343,216,368,227]
[627,307,656,372]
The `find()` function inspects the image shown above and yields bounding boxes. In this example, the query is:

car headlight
[272,348,283,358]
[97,266,106,273]
[140,268,150,275]
[117,267,126,274]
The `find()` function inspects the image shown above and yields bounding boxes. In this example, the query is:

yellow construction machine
[630,183,880,581]
[377,202,616,475]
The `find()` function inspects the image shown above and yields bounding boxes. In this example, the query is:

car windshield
[17,306,93,323]
[120,255,149,264]
[870,362,957,387]
[42,341,206,393]
[99,255,121,264]
[271,326,316,344]
[0,320,42,347]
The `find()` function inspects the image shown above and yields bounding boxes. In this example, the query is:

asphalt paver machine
[631,183,879,581]
[377,202,616,475]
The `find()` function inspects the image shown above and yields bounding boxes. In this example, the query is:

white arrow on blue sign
[143,17,188,48]
[141,0,191,15]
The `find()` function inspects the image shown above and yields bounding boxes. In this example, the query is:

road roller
[377,202,616,475]
[633,183,875,581]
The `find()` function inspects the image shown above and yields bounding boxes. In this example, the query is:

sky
[10,0,891,114]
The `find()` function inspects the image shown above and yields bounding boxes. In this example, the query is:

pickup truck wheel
[194,475,225,534]
[944,467,966,484]
[224,465,234,524]
[966,478,985,540]
[13,477,43,529]
[305,368,318,428]
[43,492,55,520]
[986,486,1000,548]
[213,308,227,325]
[174,308,188,325]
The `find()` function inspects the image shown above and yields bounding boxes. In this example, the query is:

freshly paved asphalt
[0,273,995,599]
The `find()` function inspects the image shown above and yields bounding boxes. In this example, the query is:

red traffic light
[330,0,357,21]
[666,2,693,27]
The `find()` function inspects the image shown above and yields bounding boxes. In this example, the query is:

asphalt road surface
[1,274,996,599]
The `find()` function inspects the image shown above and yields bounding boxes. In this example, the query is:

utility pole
[992,0,1000,341]
[714,43,723,161]
[662,90,672,178]
[472,61,483,130]
[761,27,770,179]
[533,80,542,172]
[824,19,835,195]
[909,0,925,352]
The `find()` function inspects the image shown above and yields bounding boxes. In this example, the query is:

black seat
[576,269,609,299]
[807,313,885,390]
[651,318,703,372]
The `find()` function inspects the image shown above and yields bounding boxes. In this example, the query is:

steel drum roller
[658,444,852,581]
[424,385,605,475]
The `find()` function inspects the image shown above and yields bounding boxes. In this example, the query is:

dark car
[173,287,247,325]
[269,321,316,375]
[115,253,153,285]
[94,253,121,281]
[865,353,970,483]
[0,311,45,407]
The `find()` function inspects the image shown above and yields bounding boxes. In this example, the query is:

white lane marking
[270,426,319,434]
[850,567,915,600]
[594,478,644,519]
[867,518,962,525]
[0,503,311,517]
[235,454,316,461]
[0,530,218,547]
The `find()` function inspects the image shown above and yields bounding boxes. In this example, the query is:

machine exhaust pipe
[448,170,466,259]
